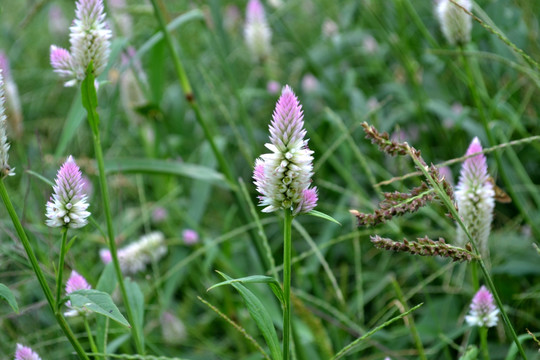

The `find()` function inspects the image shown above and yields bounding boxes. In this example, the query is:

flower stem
[84,317,100,360]
[81,67,144,354]
[283,209,293,360]
[56,227,68,310]
[480,326,490,360]
[0,180,90,360]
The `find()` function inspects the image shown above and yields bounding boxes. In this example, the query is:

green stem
[56,227,69,309]
[0,180,90,360]
[480,326,490,360]
[84,317,100,360]
[283,209,293,360]
[408,148,528,360]
[471,261,479,291]
[148,0,271,272]
[81,68,144,354]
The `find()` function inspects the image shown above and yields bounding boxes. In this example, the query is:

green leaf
[306,210,341,225]
[96,262,117,294]
[104,158,228,186]
[208,274,285,306]
[459,346,479,360]
[125,279,145,351]
[68,289,130,327]
[216,271,282,360]
[0,283,19,313]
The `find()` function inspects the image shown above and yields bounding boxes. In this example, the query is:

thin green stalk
[391,278,427,360]
[283,209,293,360]
[407,147,528,360]
[148,0,271,272]
[56,227,69,309]
[480,326,489,360]
[84,317,100,360]
[471,261,479,291]
[0,180,90,360]
[81,68,144,354]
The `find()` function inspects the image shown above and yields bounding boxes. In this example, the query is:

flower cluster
[100,231,167,274]
[244,0,272,61]
[46,156,91,229]
[0,69,14,178]
[0,52,23,138]
[465,285,499,327]
[371,235,477,262]
[436,0,472,46]
[64,270,92,317]
[14,344,41,360]
[455,137,494,260]
[50,0,112,86]
[253,85,317,215]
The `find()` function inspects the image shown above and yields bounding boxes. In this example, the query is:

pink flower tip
[465,285,499,327]
[246,0,265,22]
[65,270,91,294]
[182,229,199,245]
[15,344,41,360]
[99,248,112,264]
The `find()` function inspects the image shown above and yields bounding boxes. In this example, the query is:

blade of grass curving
[331,303,423,359]
[208,274,284,306]
[0,283,19,313]
[216,271,282,360]
[198,296,271,360]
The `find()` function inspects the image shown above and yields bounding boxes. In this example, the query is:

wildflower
[0,69,14,178]
[161,311,187,344]
[64,270,92,317]
[301,74,318,93]
[99,232,167,274]
[152,206,168,223]
[50,0,112,86]
[267,80,280,95]
[45,156,91,229]
[322,19,338,39]
[455,137,494,260]
[253,85,317,215]
[436,0,472,46]
[244,0,271,61]
[49,5,69,37]
[14,344,41,360]
[0,52,23,138]
[465,285,499,327]
[182,229,199,246]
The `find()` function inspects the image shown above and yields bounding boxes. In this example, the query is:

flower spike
[0,69,14,178]
[46,156,91,228]
[14,344,41,360]
[465,285,499,327]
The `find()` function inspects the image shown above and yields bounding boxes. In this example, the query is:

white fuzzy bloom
[455,137,494,260]
[0,70,14,178]
[100,232,167,274]
[244,0,272,61]
[436,0,472,45]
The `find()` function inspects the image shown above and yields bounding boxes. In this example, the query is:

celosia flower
[182,229,199,246]
[0,52,23,138]
[0,69,14,178]
[455,137,494,260]
[64,270,92,317]
[253,85,317,215]
[465,285,499,327]
[267,80,280,94]
[435,0,472,46]
[244,0,272,61]
[50,0,112,86]
[45,156,91,228]
[152,206,168,223]
[14,344,41,360]
[99,232,167,274]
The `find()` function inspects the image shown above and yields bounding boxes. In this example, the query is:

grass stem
[283,209,293,360]
[56,227,68,310]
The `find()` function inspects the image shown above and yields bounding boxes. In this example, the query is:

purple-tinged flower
[50,0,112,86]
[436,0,472,46]
[465,285,499,327]
[152,206,168,223]
[301,74,318,93]
[182,229,199,246]
[244,0,271,61]
[14,344,41,360]
[161,311,187,344]
[0,69,14,178]
[99,232,167,274]
[267,80,280,94]
[322,19,338,39]
[49,5,69,37]
[64,270,92,317]
[0,51,23,139]
[455,138,494,260]
[45,156,91,228]
[253,85,317,215]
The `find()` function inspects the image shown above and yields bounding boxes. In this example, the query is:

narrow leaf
[68,289,130,327]
[125,279,145,351]
[208,274,285,306]
[0,283,19,313]
[217,271,282,360]
[306,210,341,225]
